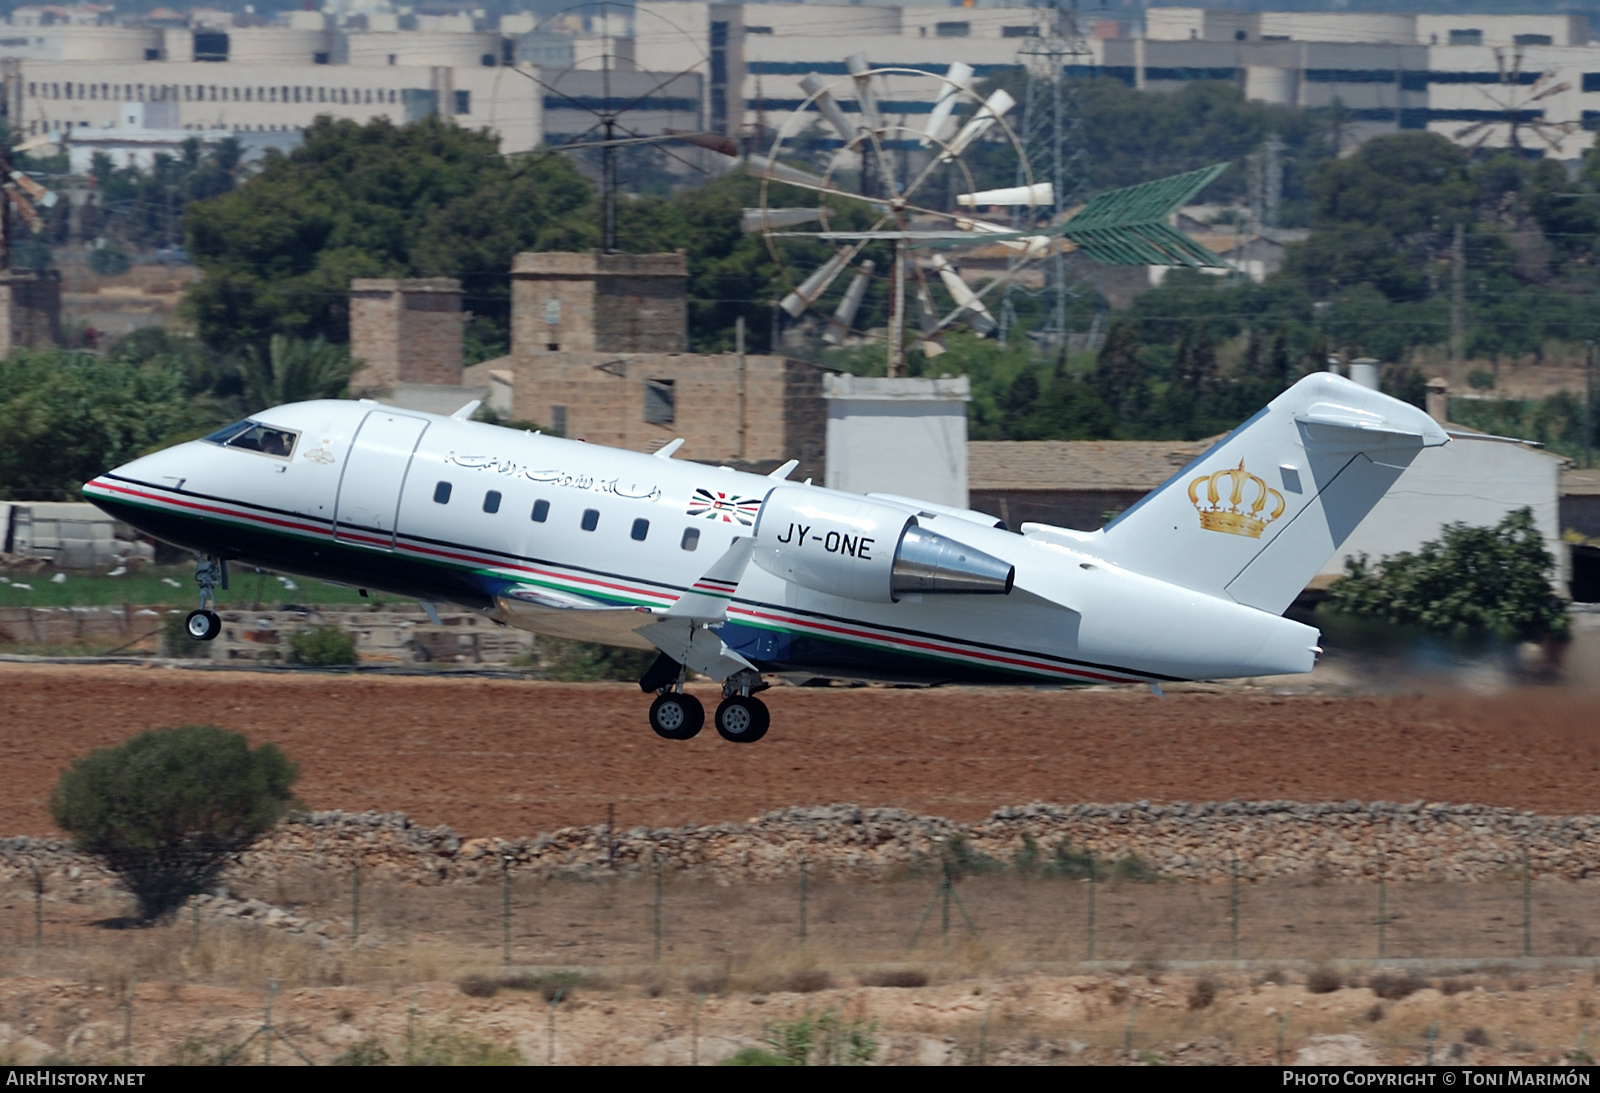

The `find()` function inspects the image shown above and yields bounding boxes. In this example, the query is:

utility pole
[1450,222,1465,368]
[1585,341,1594,469]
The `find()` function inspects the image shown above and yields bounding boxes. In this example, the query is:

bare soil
[3,663,1599,838]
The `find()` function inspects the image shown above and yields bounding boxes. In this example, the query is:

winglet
[767,459,799,480]
[450,400,481,420]
[666,536,756,620]
[654,438,686,459]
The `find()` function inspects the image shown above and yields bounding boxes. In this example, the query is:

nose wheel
[185,555,226,643]
[185,610,222,641]
[649,691,704,740]
[714,695,769,743]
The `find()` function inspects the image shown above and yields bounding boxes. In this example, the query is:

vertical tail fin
[1098,374,1449,614]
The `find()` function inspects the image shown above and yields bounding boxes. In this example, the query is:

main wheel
[185,609,222,642]
[649,692,704,740]
[714,696,770,743]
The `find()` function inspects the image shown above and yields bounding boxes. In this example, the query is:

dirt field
[3,663,1598,838]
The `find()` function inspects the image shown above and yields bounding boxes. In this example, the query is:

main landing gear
[184,555,225,642]
[640,658,770,743]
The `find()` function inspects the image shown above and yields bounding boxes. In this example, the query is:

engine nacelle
[752,486,1014,603]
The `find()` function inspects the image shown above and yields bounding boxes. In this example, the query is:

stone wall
[6,801,1597,895]
[509,351,827,475]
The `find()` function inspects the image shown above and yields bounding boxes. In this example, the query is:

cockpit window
[203,420,298,458]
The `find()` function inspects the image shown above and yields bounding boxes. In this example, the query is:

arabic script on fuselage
[444,452,663,502]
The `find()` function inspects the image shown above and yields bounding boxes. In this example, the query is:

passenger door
[334,410,429,550]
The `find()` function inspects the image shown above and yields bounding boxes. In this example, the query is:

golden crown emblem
[1188,459,1286,539]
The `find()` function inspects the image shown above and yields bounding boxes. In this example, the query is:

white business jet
[84,373,1446,743]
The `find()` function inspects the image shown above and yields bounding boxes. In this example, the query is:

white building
[823,373,971,509]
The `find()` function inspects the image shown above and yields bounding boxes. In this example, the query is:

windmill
[1451,48,1576,157]
[0,133,58,272]
[749,61,1234,376]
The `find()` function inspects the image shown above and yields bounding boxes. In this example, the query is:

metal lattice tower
[1000,0,1094,353]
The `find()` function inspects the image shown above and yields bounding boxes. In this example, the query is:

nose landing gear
[184,555,225,643]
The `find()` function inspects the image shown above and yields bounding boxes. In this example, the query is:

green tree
[1324,508,1568,643]
[49,726,300,922]
[0,349,227,500]
[184,117,593,353]
[242,334,357,407]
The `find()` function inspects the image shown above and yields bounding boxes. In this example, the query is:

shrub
[759,1010,878,1066]
[1306,967,1342,994]
[88,246,132,276]
[1187,977,1218,1010]
[1463,1026,1491,1047]
[782,969,833,994]
[288,624,357,666]
[860,969,928,989]
[331,1039,391,1066]
[1369,971,1427,1000]
[1324,508,1569,643]
[49,726,299,922]
[535,637,657,682]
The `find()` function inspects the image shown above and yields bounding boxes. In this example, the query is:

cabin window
[581,508,599,531]
[433,481,452,504]
[631,518,649,541]
[202,419,297,458]
[483,490,501,514]
[531,499,550,522]
[680,527,700,551]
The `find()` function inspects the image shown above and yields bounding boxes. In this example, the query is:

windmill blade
[781,250,853,318]
[1529,80,1570,103]
[921,62,974,148]
[4,186,43,233]
[663,129,740,156]
[744,153,891,211]
[911,264,947,357]
[939,89,1015,163]
[10,171,55,208]
[957,182,1054,208]
[1060,163,1234,268]
[12,132,57,154]
[957,217,1052,256]
[744,207,827,232]
[845,54,884,135]
[929,254,996,335]
[823,259,874,345]
[1453,120,1491,142]
[799,73,858,147]
[773,229,1009,241]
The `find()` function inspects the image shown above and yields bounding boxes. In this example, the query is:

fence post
[29,863,43,949]
[1123,1000,1139,1059]
[351,863,361,950]
[190,895,200,950]
[1229,858,1239,961]
[978,1002,994,1065]
[547,987,563,1065]
[1086,853,1096,962]
[122,977,138,1064]
[1277,1013,1289,1065]
[652,854,663,962]
[606,802,616,870]
[1377,854,1387,961]
[798,856,808,946]
[1523,848,1532,958]
[502,856,512,966]
[1425,1021,1438,1066]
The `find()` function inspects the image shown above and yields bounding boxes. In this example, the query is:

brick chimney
[348,278,465,392]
